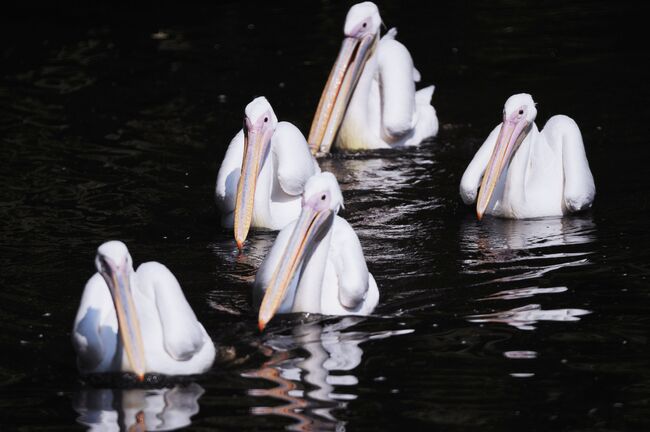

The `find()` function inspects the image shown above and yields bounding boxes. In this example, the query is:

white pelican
[72,241,216,379]
[216,96,320,249]
[308,1,438,154]
[460,93,596,219]
[253,172,379,330]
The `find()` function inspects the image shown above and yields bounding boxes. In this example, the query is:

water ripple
[468,304,591,330]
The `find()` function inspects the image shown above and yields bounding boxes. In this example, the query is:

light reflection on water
[468,304,591,331]
[243,318,413,431]
[73,383,204,431]
[459,216,597,329]
[479,286,568,300]
[460,215,596,272]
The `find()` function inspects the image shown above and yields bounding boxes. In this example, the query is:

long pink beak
[257,204,333,331]
[476,108,531,220]
[307,34,377,155]
[233,121,273,249]
[100,258,147,381]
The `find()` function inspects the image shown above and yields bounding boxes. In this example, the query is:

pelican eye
[518,109,524,115]
[362,22,367,28]
[321,194,326,201]
[264,117,268,123]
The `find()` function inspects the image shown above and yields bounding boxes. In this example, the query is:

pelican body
[216,97,320,248]
[254,172,379,330]
[460,93,595,219]
[308,1,438,154]
[72,241,216,379]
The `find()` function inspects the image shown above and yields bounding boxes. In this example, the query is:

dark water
[2,1,649,430]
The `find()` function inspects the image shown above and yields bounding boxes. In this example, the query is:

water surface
[1,1,649,430]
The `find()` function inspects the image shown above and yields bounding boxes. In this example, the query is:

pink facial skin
[498,104,532,169]
[503,105,530,135]
[476,104,532,220]
[242,109,275,178]
[245,109,275,135]
[490,104,532,176]
[302,190,332,213]
[345,20,372,39]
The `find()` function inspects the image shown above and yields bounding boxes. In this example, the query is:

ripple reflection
[460,216,596,331]
[244,318,413,431]
[73,383,205,431]
[468,304,591,330]
[460,215,596,283]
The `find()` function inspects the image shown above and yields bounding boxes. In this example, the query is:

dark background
[1,1,650,430]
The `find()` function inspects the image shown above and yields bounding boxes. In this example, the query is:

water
[1,1,649,430]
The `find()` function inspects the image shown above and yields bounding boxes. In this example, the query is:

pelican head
[95,241,146,380]
[234,97,279,249]
[308,2,381,155]
[258,172,344,331]
[476,93,537,220]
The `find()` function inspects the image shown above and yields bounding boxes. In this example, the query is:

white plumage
[216,97,319,247]
[72,241,215,378]
[336,29,438,150]
[460,93,595,219]
[253,172,379,330]
[308,2,438,154]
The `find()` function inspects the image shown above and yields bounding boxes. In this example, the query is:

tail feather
[413,85,438,141]
[413,67,421,82]
[383,27,398,41]
[415,85,435,106]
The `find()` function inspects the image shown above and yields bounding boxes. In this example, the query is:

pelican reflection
[244,318,412,431]
[460,215,596,283]
[74,383,204,431]
[460,216,595,330]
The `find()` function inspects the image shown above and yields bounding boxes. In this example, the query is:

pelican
[253,172,379,331]
[72,241,216,379]
[216,96,320,249]
[460,93,596,219]
[308,1,438,154]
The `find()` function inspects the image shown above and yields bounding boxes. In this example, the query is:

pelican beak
[101,259,146,381]
[476,112,531,220]
[234,120,273,249]
[308,34,377,155]
[257,202,333,331]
